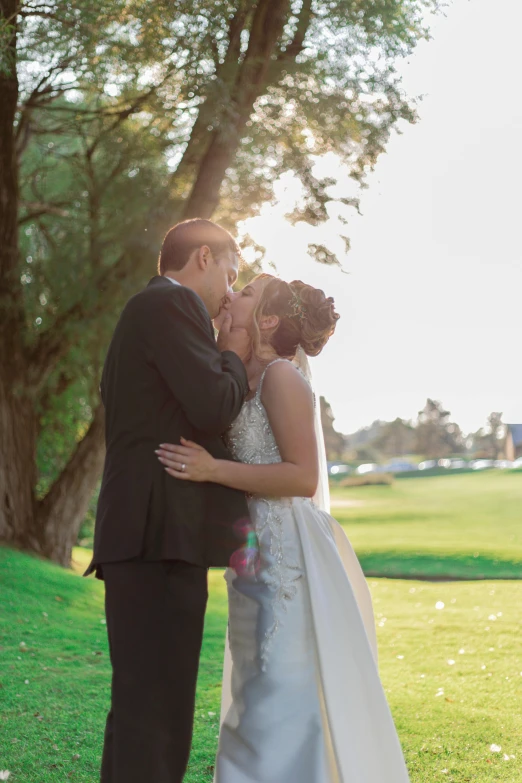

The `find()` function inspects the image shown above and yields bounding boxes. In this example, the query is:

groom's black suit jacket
[85,276,250,578]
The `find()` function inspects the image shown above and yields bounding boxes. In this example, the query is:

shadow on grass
[358,550,522,580]
[338,511,439,525]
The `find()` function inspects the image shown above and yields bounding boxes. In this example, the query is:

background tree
[1,0,441,565]
[415,399,464,459]
[344,419,386,462]
[469,412,506,459]
[320,396,345,461]
[484,412,506,460]
[374,417,416,459]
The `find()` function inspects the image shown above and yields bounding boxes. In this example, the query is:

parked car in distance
[494,460,514,469]
[328,463,352,477]
[383,460,418,473]
[449,459,467,469]
[471,459,495,470]
[418,460,437,470]
[355,463,380,475]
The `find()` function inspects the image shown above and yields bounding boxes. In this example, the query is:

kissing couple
[86,218,411,782]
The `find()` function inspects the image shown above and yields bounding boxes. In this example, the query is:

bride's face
[228,280,263,330]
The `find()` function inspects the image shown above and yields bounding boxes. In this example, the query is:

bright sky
[240,0,522,436]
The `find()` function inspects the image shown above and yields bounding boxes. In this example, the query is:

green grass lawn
[1,546,521,783]
[331,471,522,579]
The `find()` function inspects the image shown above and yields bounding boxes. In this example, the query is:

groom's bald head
[159,218,240,318]
[158,218,239,275]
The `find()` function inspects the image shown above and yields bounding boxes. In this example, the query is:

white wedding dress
[213,358,411,783]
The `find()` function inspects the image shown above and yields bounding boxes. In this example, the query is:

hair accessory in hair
[288,286,306,321]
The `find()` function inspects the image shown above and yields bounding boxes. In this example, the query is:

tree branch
[15,56,79,159]
[218,0,254,77]
[169,2,254,193]
[18,201,70,224]
[19,8,79,28]
[277,0,313,62]
[25,246,147,391]
[36,370,73,434]
[181,0,292,219]
[26,258,120,386]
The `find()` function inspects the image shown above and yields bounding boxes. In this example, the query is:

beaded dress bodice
[225,361,284,468]
[224,359,305,668]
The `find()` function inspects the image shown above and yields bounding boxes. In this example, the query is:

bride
[156,274,411,783]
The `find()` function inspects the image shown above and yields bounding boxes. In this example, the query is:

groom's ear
[196,244,212,270]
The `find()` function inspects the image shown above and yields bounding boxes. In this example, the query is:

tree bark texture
[37,403,106,565]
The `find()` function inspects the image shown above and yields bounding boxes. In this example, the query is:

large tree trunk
[0,376,42,552]
[0,384,106,565]
[37,404,106,566]
[0,3,22,324]
[0,2,39,550]
[182,0,292,219]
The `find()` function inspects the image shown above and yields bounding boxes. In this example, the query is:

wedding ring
[181,463,186,473]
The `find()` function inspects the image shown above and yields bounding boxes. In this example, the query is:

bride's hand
[156,437,217,482]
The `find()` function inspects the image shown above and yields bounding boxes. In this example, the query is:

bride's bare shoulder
[261,359,313,407]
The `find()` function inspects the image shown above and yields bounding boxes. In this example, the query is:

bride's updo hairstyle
[252,273,340,358]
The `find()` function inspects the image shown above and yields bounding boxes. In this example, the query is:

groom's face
[202,249,239,319]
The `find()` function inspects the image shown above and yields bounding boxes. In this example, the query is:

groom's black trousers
[101,560,208,783]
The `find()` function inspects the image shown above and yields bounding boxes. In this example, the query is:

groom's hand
[217,313,251,363]
[213,305,229,332]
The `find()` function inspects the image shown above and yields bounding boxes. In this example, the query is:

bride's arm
[157,361,319,498]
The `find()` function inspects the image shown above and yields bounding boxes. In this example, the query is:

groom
[85,218,251,782]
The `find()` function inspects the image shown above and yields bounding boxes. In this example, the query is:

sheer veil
[293,346,330,514]
[293,346,378,663]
